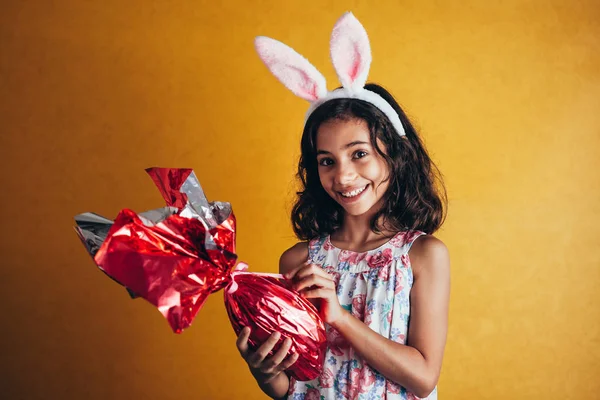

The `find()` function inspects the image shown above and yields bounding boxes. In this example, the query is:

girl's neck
[331,207,396,250]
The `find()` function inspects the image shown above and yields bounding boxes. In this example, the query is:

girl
[236,13,450,400]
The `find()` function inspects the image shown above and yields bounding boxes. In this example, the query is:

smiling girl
[236,13,450,400]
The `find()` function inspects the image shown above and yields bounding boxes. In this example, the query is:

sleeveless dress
[287,230,438,400]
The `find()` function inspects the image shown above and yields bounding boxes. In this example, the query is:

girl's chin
[337,194,388,218]
[338,198,378,217]
[342,204,375,217]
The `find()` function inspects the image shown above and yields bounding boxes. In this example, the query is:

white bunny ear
[330,12,372,91]
[255,36,328,102]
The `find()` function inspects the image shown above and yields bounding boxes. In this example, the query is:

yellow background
[1,0,599,399]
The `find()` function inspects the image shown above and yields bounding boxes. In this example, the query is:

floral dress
[287,230,437,400]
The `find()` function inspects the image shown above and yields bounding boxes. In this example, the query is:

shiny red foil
[146,167,192,209]
[95,207,237,333]
[225,264,327,381]
[84,167,326,380]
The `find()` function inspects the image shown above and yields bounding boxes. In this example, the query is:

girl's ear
[255,36,328,102]
[330,12,372,92]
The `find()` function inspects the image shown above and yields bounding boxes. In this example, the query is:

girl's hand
[236,327,299,384]
[286,263,346,326]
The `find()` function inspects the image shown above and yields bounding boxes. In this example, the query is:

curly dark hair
[291,83,447,240]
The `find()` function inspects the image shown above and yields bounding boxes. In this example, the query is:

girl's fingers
[284,260,311,280]
[301,288,332,299]
[293,264,332,281]
[260,337,293,373]
[294,274,335,292]
[271,337,293,365]
[236,326,251,357]
[279,351,300,370]
[246,331,281,368]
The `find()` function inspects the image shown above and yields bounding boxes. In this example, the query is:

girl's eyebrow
[317,141,369,155]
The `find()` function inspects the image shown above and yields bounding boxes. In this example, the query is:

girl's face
[315,118,391,217]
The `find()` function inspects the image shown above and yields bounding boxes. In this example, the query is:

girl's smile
[339,184,369,199]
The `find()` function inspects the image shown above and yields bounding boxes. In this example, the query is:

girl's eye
[354,150,368,159]
[318,158,334,167]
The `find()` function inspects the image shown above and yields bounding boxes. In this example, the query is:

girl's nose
[334,163,357,185]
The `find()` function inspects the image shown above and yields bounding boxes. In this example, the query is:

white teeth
[341,186,367,198]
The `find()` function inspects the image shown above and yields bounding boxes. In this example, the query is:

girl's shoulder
[279,241,309,276]
[408,234,450,277]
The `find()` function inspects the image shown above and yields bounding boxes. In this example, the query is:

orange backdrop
[1,1,599,399]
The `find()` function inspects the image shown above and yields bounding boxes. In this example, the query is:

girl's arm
[288,235,450,398]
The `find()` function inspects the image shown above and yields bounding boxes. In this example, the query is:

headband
[254,12,406,137]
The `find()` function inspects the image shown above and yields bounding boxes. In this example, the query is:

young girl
[236,13,450,400]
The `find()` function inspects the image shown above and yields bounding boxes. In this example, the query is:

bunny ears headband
[255,12,406,137]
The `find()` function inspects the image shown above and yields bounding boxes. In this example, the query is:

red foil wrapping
[226,263,326,381]
[75,167,326,381]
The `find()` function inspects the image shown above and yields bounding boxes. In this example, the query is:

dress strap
[404,231,427,253]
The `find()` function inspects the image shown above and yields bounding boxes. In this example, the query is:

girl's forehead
[316,118,370,149]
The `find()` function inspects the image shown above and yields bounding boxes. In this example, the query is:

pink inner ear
[330,12,372,90]
[288,66,321,101]
[348,43,362,81]
[255,36,327,102]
